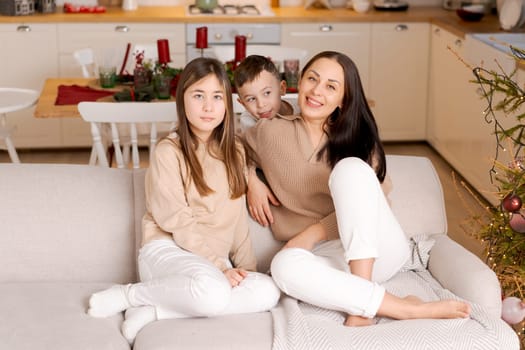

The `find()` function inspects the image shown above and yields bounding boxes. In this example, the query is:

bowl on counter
[456,4,485,21]
[352,0,371,12]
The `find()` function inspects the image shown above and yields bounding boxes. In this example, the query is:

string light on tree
[467,44,525,347]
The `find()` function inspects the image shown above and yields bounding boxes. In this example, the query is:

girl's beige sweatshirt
[141,136,257,272]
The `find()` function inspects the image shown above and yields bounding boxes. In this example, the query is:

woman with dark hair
[244,51,470,326]
[87,57,280,344]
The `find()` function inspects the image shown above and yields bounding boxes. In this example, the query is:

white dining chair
[0,87,40,163]
[74,45,167,167]
[73,47,103,166]
[73,48,97,78]
[78,101,178,169]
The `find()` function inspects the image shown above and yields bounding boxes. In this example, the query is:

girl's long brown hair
[174,57,246,198]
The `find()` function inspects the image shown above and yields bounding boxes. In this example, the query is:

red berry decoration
[502,193,522,212]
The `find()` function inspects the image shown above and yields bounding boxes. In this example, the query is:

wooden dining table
[34,77,178,119]
[34,78,94,119]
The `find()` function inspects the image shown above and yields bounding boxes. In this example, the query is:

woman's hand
[223,268,248,287]
[247,169,280,226]
[283,223,327,251]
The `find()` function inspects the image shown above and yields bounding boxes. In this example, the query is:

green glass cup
[99,66,117,88]
[154,74,172,100]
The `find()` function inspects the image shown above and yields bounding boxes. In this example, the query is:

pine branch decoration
[471,44,525,346]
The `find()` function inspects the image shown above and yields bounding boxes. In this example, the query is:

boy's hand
[224,268,248,287]
[247,172,280,226]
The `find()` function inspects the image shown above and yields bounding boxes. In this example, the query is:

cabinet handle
[115,25,130,33]
[395,24,408,31]
[214,33,223,40]
[434,27,440,35]
[16,25,31,32]
[455,39,462,47]
[246,33,253,40]
[319,24,333,32]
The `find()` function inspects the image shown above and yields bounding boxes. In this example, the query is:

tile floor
[0,141,490,259]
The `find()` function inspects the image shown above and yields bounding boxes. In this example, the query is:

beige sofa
[0,155,519,349]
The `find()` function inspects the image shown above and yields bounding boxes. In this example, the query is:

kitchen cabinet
[280,23,371,93]
[369,22,429,141]
[0,23,61,148]
[57,23,186,147]
[426,24,515,206]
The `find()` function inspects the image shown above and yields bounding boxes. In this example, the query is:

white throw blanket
[271,236,517,350]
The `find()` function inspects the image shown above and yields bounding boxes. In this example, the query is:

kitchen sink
[470,33,525,55]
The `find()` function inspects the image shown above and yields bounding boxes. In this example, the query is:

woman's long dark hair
[174,57,246,198]
[306,51,386,182]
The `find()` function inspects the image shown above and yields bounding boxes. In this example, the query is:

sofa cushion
[0,164,137,283]
[0,282,129,350]
[134,312,273,350]
[386,155,448,238]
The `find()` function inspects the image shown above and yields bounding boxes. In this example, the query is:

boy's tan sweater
[245,115,391,242]
[141,137,256,272]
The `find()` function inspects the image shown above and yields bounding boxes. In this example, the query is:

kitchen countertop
[1,6,521,38]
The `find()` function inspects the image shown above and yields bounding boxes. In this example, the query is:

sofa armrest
[428,235,501,318]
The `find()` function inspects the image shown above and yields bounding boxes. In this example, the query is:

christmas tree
[469,44,525,347]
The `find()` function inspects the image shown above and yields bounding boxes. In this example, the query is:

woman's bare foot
[379,293,471,320]
[409,299,471,319]
[344,314,374,327]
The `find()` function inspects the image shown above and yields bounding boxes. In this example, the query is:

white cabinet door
[281,23,371,93]
[427,25,500,205]
[57,23,186,147]
[369,23,429,141]
[0,23,61,148]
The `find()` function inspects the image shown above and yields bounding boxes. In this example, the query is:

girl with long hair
[87,57,280,344]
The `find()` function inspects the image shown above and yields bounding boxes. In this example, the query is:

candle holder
[195,26,208,57]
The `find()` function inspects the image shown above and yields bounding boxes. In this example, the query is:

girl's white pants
[271,157,410,319]
[127,239,281,320]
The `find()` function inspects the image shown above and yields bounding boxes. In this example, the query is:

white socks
[88,284,132,318]
[122,306,157,344]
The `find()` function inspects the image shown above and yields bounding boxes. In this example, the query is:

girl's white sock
[122,306,157,344]
[87,284,131,318]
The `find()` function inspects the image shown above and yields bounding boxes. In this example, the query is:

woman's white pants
[271,157,410,319]
[127,239,281,320]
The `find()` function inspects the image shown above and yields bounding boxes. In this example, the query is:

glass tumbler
[154,74,173,100]
[99,66,117,88]
[284,59,300,91]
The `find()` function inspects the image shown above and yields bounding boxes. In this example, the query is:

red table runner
[55,85,115,105]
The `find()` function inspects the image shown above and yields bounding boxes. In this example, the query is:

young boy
[233,55,300,132]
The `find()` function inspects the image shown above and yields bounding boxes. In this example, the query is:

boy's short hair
[233,55,281,89]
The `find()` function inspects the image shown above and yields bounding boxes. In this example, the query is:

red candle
[196,27,208,49]
[157,39,171,64]
[235,35,246,62]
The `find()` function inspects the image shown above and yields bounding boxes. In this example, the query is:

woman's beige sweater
[245,115,391,243]
[141,136,257,272]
